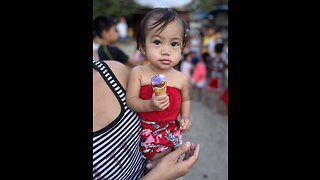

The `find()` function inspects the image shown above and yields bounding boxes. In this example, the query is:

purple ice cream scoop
[151,74,167,86]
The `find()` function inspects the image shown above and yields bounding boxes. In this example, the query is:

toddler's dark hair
[136,8,190,51]
[93,16,117,38]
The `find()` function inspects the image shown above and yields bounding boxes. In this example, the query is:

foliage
[191,0,228,12]
[93,0,141,18]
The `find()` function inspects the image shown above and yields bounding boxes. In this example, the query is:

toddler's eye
[153,40,161,45]
[171,42,180,47]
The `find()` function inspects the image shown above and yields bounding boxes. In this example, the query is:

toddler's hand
[149,93,170,111]
[180,118,191,133]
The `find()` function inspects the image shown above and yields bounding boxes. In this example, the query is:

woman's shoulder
[104,60,129,88]
[104,60,127,72]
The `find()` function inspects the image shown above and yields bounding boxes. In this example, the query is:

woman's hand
[142,141,200,180]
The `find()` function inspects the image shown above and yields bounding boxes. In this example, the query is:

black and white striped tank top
[93,60,146,180]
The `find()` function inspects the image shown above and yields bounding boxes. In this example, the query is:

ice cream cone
[152,81,167,96]
[151,74,167,96]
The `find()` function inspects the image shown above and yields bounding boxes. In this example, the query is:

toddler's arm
[180,74,191,132]
[126,67,169,112]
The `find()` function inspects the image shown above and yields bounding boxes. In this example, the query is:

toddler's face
[143,20,184,70]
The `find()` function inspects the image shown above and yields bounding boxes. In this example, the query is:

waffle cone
[152,81,167,96]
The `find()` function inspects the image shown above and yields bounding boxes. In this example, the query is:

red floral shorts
[140,119,182,160]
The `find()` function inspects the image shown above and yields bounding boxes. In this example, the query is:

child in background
[189,30,202,58]
[204,43,228,113]
[180,52,193,81]
[221,89,228,119]
[126,8,192,166]
[93,15,137,67]
[93,31,101,60]
[133,47,148,65]
[190,53,207,101]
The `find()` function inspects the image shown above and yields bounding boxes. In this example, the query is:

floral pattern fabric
[140,119,182,160]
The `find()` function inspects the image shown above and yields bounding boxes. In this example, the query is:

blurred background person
[204,43,228,113]
[189,30,202,58]
[208,29,223,58]
[93,30,101,60]
[190,51,200,66]
[201,27,215,55]
[132,47,147,66]
[116,16,128,44]
[204,51,214,81]
[181,52,194,81]
[190,53,207,101]
[93,15,137,68]
[222,38,228,64]
[221,67,228,120]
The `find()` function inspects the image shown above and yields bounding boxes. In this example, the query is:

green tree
[93,0,141,18]
[192,0,228,12]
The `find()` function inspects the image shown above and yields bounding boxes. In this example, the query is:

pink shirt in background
[192,62,207,83]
